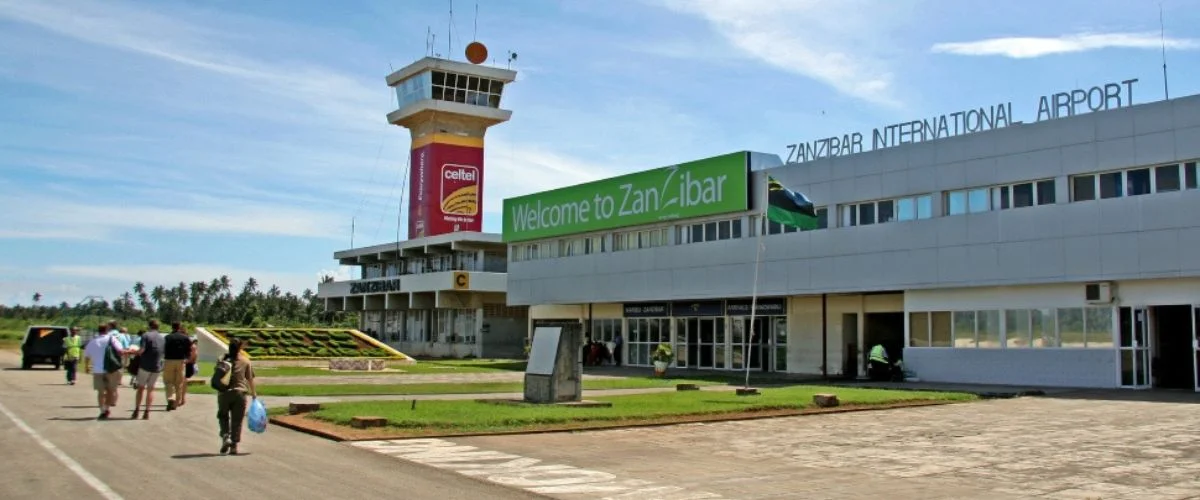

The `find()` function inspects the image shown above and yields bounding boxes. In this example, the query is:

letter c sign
[453,271,470,290]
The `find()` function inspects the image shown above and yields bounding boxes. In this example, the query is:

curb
[271,398,968,443]
[270,415,347,442]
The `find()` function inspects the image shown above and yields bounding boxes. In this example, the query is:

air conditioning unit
[1084,282,1114,304]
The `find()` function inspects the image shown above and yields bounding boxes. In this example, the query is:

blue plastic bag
[247,398,267,434]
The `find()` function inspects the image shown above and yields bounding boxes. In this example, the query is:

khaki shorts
[135,370,161,389]
[92,372,120,392]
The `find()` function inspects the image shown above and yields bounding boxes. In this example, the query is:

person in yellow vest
[868,344,891,381]
[63,327,82,385]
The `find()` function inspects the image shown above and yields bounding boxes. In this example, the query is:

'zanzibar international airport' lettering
[786,79,1139,163]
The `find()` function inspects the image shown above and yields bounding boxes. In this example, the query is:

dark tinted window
[1037,180,1056,204]
[877,200,894,223]
[1099,172,1123,199]
[1072,175,1095,201]
[1126,168,1151,196]
[1012,183,1033,208]
[858,203,876,225]
[1156,165,1180,192]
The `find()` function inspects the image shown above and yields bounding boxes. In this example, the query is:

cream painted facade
[530,294,906,378]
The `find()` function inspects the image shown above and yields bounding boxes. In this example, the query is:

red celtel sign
[409,142,484,238]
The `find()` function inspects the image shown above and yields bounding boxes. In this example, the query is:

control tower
[385,44,517,239]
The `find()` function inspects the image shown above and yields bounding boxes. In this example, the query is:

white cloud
[656,0,906,107]
[0,188,346,241]
[931,32,1200,59]
[0,0,386,132]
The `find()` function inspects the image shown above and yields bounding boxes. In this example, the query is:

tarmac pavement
[0,350,542,500]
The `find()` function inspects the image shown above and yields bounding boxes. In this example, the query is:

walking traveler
[83,325,129,420]
[162,322,191,410]
[131,321,166,420]
[62,327,82,385]
[216,339,257,455]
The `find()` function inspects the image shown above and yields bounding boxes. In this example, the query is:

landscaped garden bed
[206,327,407,359]
[273,386,977,440]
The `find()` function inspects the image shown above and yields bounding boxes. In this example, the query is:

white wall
[902,278,1200,388]
[906,278,1200,311]
[905,348,1117,388]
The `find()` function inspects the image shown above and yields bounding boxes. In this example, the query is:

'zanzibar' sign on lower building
[350,279,400,294]
[785,78,1140,163]
[502,152,749,242]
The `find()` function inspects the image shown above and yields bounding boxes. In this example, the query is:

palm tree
[151,285,166,315]
[133,282,154,317]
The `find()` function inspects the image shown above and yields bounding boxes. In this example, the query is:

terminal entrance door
[677,318,721,369]
[1193,305,1199,392]
[1118,307,1152,389]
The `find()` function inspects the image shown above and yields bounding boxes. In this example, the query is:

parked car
[21,325,69,370]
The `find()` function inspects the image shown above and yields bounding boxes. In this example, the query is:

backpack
[210,357,234,392]
[102,337,123,374]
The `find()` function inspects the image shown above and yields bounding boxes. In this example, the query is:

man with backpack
[131,321,166,420]
[162,322,192,411]
[83,324,129,420]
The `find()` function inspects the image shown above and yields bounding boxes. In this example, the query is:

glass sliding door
[1193,304,1199,392]
[730,315,786,372]
[773,316,788,372]
[1119,307,1152,389]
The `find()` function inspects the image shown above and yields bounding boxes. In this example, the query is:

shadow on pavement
[48,416,103,422]
[1037,389,1200,404]
[172,453,251,459]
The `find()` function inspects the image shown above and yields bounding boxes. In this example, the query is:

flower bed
[207,328,407,359]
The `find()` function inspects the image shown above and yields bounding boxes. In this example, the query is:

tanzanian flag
[766,176,818,230]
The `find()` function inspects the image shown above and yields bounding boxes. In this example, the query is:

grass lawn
[304,386,976,433]
[1,318,27,348]
[184,359,525,379]
[189,376,721,396]
[250,359,527,377]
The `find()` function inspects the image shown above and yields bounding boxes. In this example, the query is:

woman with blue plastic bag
[216,339,257,456]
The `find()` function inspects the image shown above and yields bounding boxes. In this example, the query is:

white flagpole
[745,175,768,389]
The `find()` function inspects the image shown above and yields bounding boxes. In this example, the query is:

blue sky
[1,0,1198,306]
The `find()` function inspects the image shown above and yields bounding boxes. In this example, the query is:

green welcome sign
[502,152,749,242]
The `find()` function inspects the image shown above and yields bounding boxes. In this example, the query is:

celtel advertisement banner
[409,139,484,239]
[502,152,749,242]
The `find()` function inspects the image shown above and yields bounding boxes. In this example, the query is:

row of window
[946,180,1056,215]
[614,227,670,251]
[1071,162,1198,201]
[842,194,933,227]
[364,309,479,344]
[508,159,1199,261]
[908,307,1114,349]
[393,70,507,110]
[678,217,743,244]
[361,252,503,278]
[583,317,789,370]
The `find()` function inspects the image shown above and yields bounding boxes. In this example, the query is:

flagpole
[745,174,768,389]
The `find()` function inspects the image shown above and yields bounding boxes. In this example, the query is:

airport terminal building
[317,232,528,358]
[503,85,1200,390]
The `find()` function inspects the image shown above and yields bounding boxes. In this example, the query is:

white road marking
[0,400,124,500]
[354,438,723,499]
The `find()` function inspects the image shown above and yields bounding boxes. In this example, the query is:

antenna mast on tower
[1160,2,1170,100]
